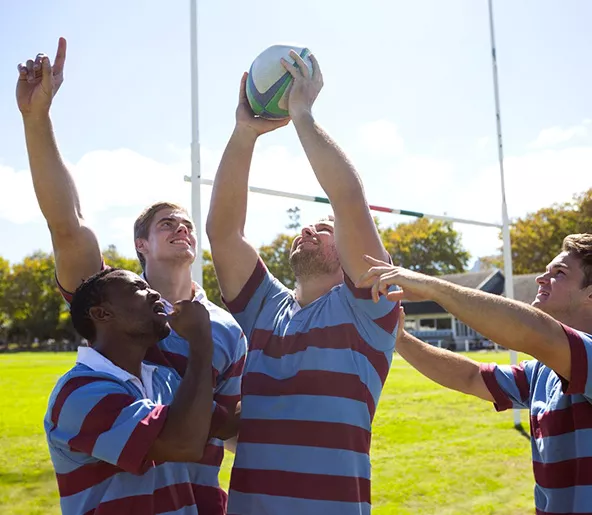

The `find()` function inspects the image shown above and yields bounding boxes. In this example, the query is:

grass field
[0,351,536,514]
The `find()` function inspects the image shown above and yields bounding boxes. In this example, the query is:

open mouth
[153,302,167,315]
[170,238,191,247]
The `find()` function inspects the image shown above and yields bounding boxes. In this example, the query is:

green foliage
[202,250,224,308]
[102,244,142,274]
[380,218,470,275]
[482,188,592,274]
[258,233,296,289]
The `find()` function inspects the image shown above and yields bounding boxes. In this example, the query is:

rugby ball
[246,44,313,119]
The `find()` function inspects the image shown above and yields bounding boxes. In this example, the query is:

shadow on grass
[514,423,530,440]
[0,468,55,486]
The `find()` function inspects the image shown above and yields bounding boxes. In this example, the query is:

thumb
[363,254,389,267]
[41,57,52,91]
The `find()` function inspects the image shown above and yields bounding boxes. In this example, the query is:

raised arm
[358,257,571,380]
[282,52,389,281]
[17,38,102,295]
[206,73,288,302]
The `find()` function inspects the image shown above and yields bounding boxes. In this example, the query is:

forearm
[206,126,257,240]
[22,114,83,229]
[292,112,365,209]
[397,331,492,401]
[157,351,213,460]
[430,280,563,358]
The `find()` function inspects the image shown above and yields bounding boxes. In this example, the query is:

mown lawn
[0,351,534,514]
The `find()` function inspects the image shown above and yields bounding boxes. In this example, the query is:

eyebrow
[157,216,194,229]
[547,262,569,272]
[316,223,334,232]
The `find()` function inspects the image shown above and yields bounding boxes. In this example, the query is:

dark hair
[562,234,592,288]
[134,201,189,270]
[70,267,121,342]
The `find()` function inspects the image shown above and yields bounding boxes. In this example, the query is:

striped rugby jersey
[480,325,592,514]
[44,346,228,514]
[224,258,399,515]
[58,271,247,514]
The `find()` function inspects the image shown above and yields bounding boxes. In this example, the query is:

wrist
[290,109,314,127]
[232,123,261,144]
[22,111,52,126]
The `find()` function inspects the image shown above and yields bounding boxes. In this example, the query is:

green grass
[0,352,535,514]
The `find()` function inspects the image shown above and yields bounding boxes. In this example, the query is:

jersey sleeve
[223,258,292,341]
[214,327,247,411]
[56,258,107,305]
[47,376,168,475]
[560,325,592,401]
[479,359,538,411]
[339,274,400,352]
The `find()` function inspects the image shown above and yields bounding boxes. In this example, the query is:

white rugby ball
[246,44,313,119]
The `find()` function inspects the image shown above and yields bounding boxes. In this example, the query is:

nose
[148,288,161,301]
[175,223,189,235]
[302,225,315,237]
[536,272,549,285]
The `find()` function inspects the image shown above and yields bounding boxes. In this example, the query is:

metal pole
[488,0,520,427]
[189,0,203,285]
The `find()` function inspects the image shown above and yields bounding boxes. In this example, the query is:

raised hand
[235,72,290,137]
[167,301,213,358]
[16,37,67,117]
[280,50,323,119]
[355,255,435,303]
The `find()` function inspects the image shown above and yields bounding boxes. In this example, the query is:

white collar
[77,346,156,399]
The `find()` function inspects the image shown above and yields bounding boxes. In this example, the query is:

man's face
[95,270,170,342]
[532,251,589,321]
[289,219,341,278]
[136,208,197,267]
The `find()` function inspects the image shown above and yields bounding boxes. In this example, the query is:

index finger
[53,37,67,75]
[355,265,394,287]
[309,53,322,81]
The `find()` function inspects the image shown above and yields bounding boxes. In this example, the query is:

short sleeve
[560,325,592,401]
[479,360,538,411]
[48,376,168,475]
[214,328,247,410]
[223,258,292,341]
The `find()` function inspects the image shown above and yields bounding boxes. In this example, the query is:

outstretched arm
[283,52,389,281]
[206,73,288,302]
[17,38,102,294]
[394,308,494,402]
[357,257,571,379]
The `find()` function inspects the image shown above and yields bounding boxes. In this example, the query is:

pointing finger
[53,37,67,77]
[289,50,310,79]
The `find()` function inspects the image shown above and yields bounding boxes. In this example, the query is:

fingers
[17,63,28,81]
[363,254,391,267]
[239,72,248,103]
[280,57,297,78]
[355,265,395,288]
[309,53,323,83]
[53,37,67,77]
[387,290,405,302]
[289,50,310,79]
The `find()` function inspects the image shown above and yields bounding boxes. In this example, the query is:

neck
[144,260,194,304]
[93,335,153,378]
[294,271,343,307]
[555,309,592,335]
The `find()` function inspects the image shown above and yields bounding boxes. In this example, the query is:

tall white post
[487,0,520,427]
[190,0,203,285]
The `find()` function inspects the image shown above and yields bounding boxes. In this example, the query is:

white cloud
[476,136,490,150]
[529,123,588,149]
[357,120,405,157]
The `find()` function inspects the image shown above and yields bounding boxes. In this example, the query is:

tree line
[1,188,590,351]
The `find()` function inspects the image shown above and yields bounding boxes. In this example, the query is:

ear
[88,305,114,324]
[135,237,148,258]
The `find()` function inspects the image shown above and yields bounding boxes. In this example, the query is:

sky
[0,0,591,270]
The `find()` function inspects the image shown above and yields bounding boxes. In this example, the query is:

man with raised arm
[17,38,245,514]
[206,51,400,515]
[45,268,233,514]
[357,234,592,514]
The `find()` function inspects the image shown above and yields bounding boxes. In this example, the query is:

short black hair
[70,267,121,342]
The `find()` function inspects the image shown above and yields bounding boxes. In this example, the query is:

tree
[3,251,68,345]
[0,257,10,339]
[482,188,592,274]
[103,244,142,274]
[286,206,301,232]
[259,233,296,289]
[202,250,224,309]
[380,218,470,275]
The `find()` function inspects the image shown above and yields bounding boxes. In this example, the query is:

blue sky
[1,0,591,269]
